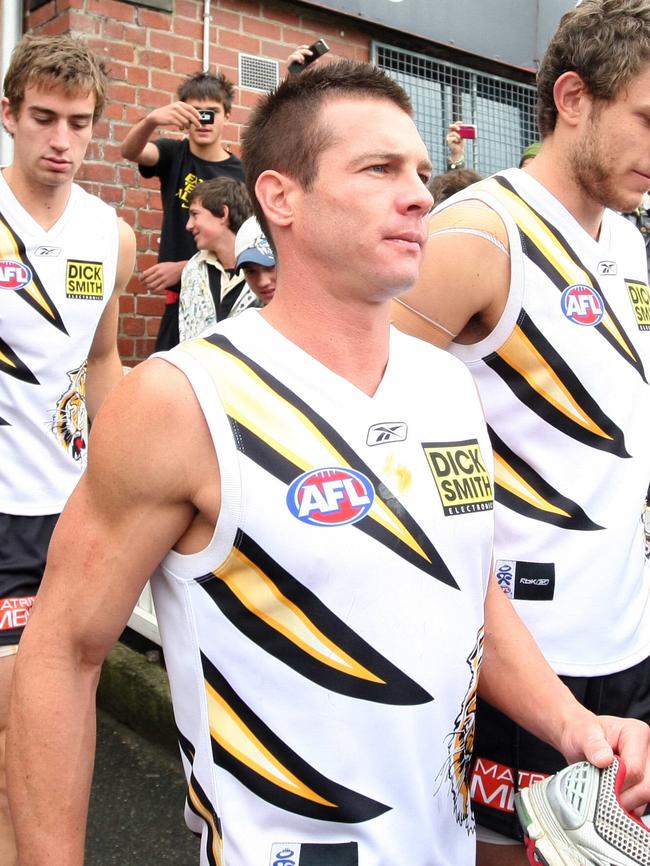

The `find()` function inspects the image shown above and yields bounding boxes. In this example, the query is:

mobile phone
[198,109,215,125]
[288,38,330,75]
[458,123,477,140]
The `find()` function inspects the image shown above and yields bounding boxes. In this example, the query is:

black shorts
[470,654,650,839]
[0,513,59,647]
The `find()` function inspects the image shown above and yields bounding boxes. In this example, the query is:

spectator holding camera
[446,120,468,170]
[121,71,244,351]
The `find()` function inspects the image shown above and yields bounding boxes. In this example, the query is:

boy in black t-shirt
[121,71,244,350]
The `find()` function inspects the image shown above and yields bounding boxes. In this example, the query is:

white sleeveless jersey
[151,310,494,866]
[0,172,119,514]
[445,168,650,676]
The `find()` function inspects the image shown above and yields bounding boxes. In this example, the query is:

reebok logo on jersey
[561,284,605,326]
[495,559,555,600]
[423,439,493,516]
[270,842,358,866]
[625,279,650,330]
[366,421,407,446]
[597,260,617,275]
[66,260,104,300]
[287,467,374,526]
[33,246,61,257]
[0,259,31,291]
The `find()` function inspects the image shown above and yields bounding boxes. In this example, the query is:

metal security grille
[239,53,279,93]
[372,42,539,177]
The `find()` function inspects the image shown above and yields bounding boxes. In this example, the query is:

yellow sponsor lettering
[423,440,493,515]
[66,260,104,299]
[626,279,650,329]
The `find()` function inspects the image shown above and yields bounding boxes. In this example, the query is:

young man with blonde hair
[394,2,650,862]
[0,33,135,865]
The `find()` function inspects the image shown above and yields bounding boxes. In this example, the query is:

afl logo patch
[561,284,604,326]
[287,467,375,526]
[0,260,31,291]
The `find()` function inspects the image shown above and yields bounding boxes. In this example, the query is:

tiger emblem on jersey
[51,362,88,462]
[438,626,483,830]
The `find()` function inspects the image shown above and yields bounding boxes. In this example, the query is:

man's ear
[1,96,16,137]
[255,170,299,231]
[553,71,591,128]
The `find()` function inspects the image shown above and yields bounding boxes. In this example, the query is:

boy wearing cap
[393,2,650,862]
[234,216,277,305]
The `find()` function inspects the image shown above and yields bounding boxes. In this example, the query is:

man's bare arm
[120,102,203,165]
[392,201,511,348]
[480,577,650,812]
[7,359,219,866]
[85,219,136,420]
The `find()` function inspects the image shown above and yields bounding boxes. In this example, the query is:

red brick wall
[25,0,370,364]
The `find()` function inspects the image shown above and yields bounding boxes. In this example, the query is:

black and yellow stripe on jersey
[489,426,602,530]
[471,177,640,466]
[178,730,223,866]
[201,652,390,824]
[0,210,67,388]
[178,334,460,591]
[0,211,67,333]
[198,530,433,705]
[0,335,38,385]
[463,175,645,528]
[488,311,629,459]
[480,176,645,384]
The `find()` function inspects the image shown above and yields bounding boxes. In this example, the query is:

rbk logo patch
[366,422,407,446]
[597,260,617,276]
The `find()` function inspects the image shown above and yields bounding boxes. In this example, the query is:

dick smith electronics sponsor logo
[66,260,105,300]
[366,421,407,446]
[495,560,555,601]
[287,467,374,526]
[422,439,492,515]
[0,259,32,291]
[625,279,650,330]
